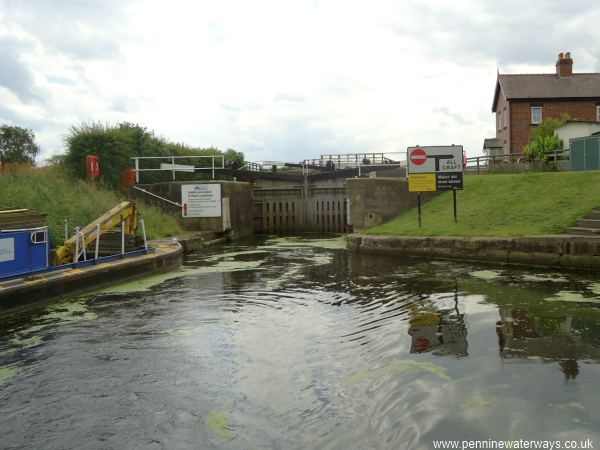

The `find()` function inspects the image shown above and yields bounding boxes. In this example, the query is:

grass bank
[0,165,182,245]
[364,171,600,237]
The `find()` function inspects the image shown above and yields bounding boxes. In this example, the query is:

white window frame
[531,106,542,125]
[503,107,507,128]
[596,105,600,122]
[497,111,501,131]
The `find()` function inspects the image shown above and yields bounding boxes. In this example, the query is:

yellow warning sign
[408,173,436,192]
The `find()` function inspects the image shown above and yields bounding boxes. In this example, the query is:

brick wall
[509,98,600,154]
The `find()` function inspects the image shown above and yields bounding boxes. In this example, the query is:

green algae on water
[548,402,586,411]
[522,274,568,283]
[97,268,194,294]
[263,235,346,250]
[588,283,600,296]
[98,260,265,294]
[10,335,43,349]
[306,253,333,265]
[0,348,17,358]
[470,270,502,281]
[200,249,269,262]
[346,359,451,384]
[205,410,234,438]
[39,301,98,322]
[461,398,496,412]
[0,365,22,385]
[545,291,600,304]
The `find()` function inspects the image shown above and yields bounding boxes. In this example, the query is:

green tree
[224,148,245,169]
[524,116,568,161]
[0,124,41,165]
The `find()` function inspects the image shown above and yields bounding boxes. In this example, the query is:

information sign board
[408,173,436,192]
[407,145,464,192]
[406,144,464,225]
[181,184,222,218]
[436,172,464,190]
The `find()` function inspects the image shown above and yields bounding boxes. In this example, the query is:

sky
[1,0,600,164]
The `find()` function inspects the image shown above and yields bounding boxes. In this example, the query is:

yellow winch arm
[53,201,139,264]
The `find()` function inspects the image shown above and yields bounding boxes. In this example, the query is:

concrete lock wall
[346,178,437,230]
[347,234,600,270]
[129,181,254,238]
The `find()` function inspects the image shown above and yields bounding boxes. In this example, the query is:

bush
[523,116,567,161]
[64,122,245,188]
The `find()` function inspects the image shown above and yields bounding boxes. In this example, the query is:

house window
[597,105,600,122]
[531,106,542,124]
[503,107,507,128]
[497,112,501,131]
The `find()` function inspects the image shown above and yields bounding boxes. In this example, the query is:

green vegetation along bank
[1,165,182,245]
[364,171,600,237]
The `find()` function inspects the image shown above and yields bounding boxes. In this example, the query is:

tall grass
[0,165,182,244]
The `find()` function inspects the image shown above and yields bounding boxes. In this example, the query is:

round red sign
[410,148,427,165]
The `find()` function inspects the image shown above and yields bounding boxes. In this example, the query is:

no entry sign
[409,148,427,166]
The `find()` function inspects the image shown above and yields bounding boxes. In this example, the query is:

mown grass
[364,171,600,237]
[0,165,182,245]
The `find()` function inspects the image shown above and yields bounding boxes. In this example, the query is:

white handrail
[131,155,225,183]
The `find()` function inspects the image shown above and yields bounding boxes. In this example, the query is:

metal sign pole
[418,192,422,227]
[453,189,458,223]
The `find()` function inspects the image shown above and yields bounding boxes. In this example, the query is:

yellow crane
[53,202,139,265]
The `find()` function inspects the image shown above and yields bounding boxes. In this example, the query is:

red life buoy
[86,155,101,179]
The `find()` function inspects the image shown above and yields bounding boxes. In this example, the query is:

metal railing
[131,155,225,183]
[71,218,147,263]
[240,161,263,172]
[301,152,406,175]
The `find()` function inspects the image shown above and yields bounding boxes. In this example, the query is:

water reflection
[497,308,600,381]
[408,292,468,357]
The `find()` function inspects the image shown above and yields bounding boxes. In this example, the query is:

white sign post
[181,184,222,218]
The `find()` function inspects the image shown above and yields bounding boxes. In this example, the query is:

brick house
[487,52,600,156]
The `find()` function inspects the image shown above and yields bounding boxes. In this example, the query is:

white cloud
[0,0,599,162]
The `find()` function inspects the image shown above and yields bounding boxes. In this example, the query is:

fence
[465,150,571,174]
[301,152,406,175]
[131,155,225,183]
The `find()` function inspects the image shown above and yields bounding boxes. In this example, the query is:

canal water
[1,235,600,449]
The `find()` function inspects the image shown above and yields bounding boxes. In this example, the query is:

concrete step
[584,211,600,220]
[565,227,600,235]
[576,219,600,229]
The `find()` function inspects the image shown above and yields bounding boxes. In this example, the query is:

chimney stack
[556,52,573,77]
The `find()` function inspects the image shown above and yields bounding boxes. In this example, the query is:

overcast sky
[1,0,599,163]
